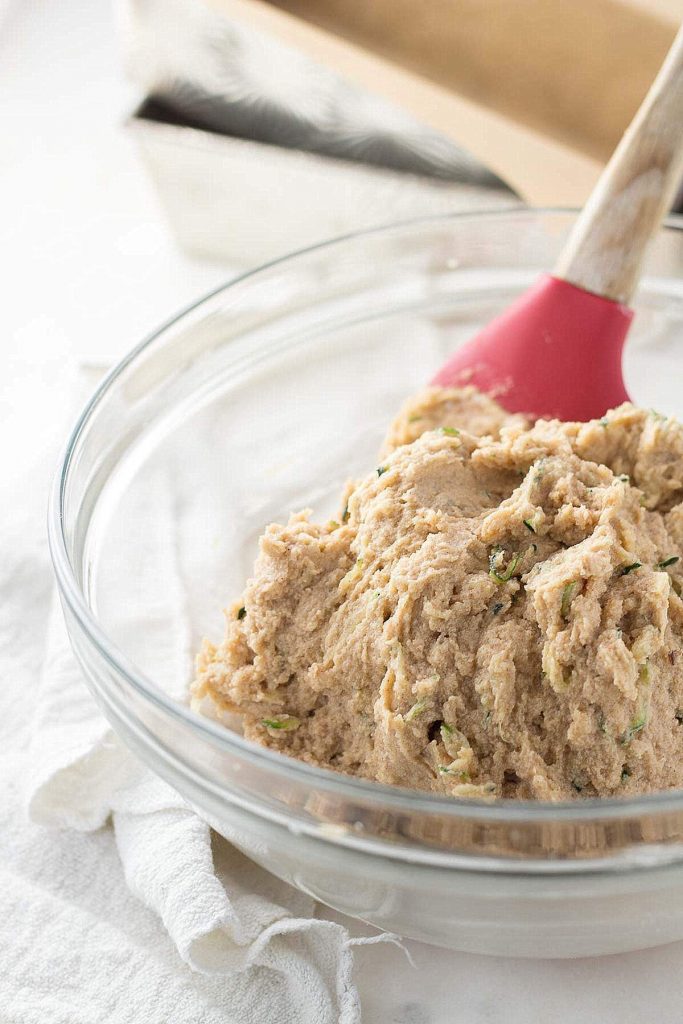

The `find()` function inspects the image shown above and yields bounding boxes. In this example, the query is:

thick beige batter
[194,387,683,800]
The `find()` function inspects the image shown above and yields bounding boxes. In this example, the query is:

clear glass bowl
[50,210,683,957]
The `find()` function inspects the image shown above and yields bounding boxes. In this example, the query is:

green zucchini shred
[621,711,647,744]
[656,556,679,570]
[262,715,301,731]
[560,581,578,619]
[405,700,427,722]
[438,765,470,781]
[617,562,642,577]
[489,547,520,584]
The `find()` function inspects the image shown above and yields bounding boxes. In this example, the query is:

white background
[3,2,683,1021]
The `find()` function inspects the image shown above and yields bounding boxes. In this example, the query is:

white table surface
[3,2,683,1021]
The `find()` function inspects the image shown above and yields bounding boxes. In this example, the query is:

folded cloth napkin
[3,340,403,1024]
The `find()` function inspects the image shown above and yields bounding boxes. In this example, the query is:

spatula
[432,24,683,421]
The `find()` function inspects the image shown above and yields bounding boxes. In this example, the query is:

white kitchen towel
[4,341,402,1024]
[25,598,402,1023]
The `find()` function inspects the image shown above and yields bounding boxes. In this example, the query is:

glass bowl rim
[48,206,683,826]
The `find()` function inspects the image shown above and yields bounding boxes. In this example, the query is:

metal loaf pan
[128,99,515,267]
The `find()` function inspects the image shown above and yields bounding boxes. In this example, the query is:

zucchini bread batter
[193,387,683,800]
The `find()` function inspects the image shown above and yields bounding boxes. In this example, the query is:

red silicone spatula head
[432,274,633,421]
[432,24,683,421]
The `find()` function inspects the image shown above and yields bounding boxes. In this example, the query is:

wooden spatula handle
[554,23,683,305]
